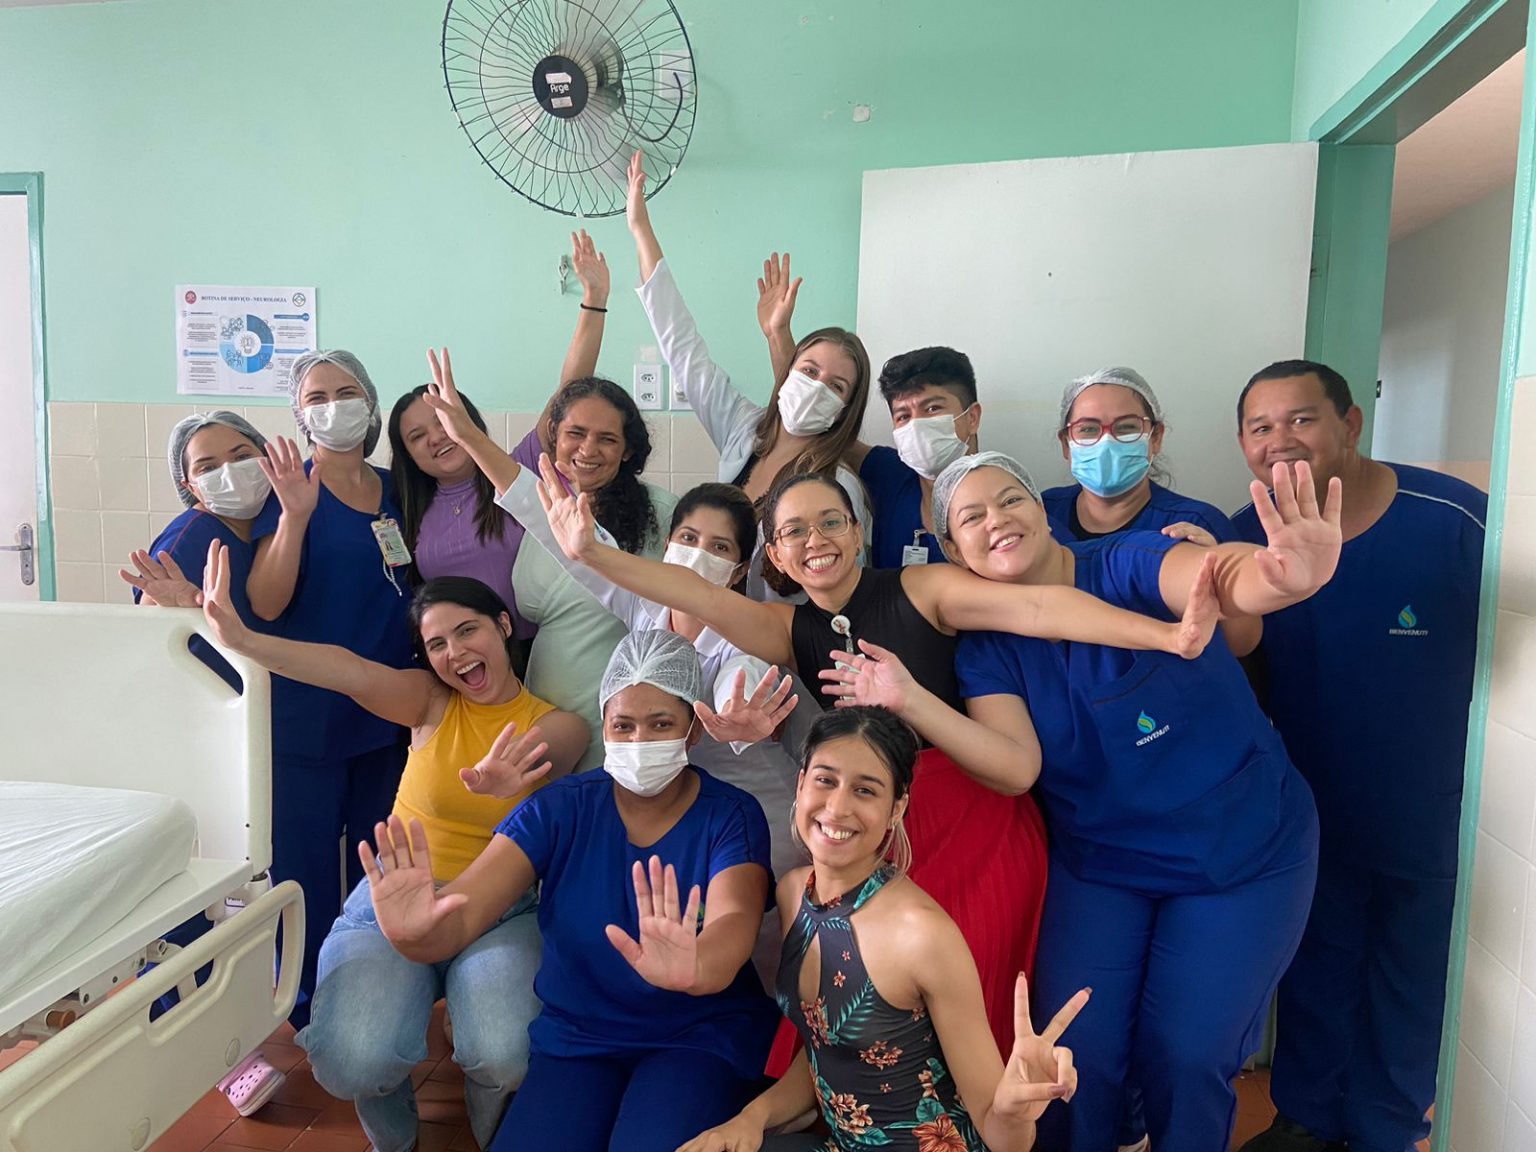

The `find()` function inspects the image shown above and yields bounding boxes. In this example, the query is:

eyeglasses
[773,514,852,547]
[1063,415,1154,446]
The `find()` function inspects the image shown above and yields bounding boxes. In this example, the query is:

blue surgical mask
[1070,434,1151,498]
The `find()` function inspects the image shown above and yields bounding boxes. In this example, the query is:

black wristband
[580,303,608,313]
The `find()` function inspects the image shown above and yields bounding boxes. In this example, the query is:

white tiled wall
[1449,373,1536,1152]
[46,401,720,603]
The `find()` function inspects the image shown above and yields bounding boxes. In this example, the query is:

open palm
[535,451,599,562]
[358,815,465,947]
[460,722,551,799]
[605,855,702,992]
[695,665,797,747]
[818,638,917,712]
[1251,459,1343,598]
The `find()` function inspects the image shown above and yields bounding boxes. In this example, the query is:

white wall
[1377,183,1513,490]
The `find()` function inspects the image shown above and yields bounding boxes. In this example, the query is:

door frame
[1298,4,1529,1148]
[0,172,53,601]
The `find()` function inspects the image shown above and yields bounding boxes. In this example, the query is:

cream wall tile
[1508,376,1536,498]
[1504,1102,1536,1152]
[668,472,717,498]
[95,403,147,458]
[1481,721,1536,857]
[49,455,99,511]
[53,561,103,603]
[48,401,96,456]
[671,416,720,471]
[1510,988,1536,1130]
[1491,610,1536,744]
[51,509,101,563]
[1471,831,1531,976]
[479,410,509,449]
[99,564,136,604]
[1520,868,1536,988]
[1451,1044,1507,1152]
[507,411,539,446]
[368,441,393,469]
[1464,937,1520,1086]
[144,403,196,459]
[149,465,187,515]
[242,404,299,447]
[101,511,152,568]
[1498,494,1536,619]
[97,457,150,512]
[645,416,671,473]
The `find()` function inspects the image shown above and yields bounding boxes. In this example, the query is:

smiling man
[1231,360,1487,1152]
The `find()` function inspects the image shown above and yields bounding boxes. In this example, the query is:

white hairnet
[167,411,269,508]
[1059,366,1163,429]
[599,629,703,713]
[289,349,382,455]
[931,451,1041,541]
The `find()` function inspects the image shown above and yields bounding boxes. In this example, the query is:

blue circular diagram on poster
[219,314,275,373]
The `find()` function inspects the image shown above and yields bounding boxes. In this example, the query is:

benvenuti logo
[1390,604,1429,637]
[1135,710,1170,746]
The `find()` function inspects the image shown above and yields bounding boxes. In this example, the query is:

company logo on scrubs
[1134,710,1170,746]
[1390,604,1428,637]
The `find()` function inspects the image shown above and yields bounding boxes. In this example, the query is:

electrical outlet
[634,363,663,410]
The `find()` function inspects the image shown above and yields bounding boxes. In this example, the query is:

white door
[857,142,1318,511]
[0,191,41,602]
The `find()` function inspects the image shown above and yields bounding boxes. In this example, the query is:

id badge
[372,517,412,567]
[902,532,930,567]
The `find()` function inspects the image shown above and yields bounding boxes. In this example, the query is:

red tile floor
[0,1011,1431,1151]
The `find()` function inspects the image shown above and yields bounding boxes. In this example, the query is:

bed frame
[0,602,302,1151]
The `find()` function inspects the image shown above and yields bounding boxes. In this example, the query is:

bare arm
[559,228,610,386]
[756,252,800,388]
[626,150,665,283]
[246,437,318,620]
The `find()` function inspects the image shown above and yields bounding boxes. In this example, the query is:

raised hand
[535,451,599,561]
[460,722,553,799]
[423,347,481,446]
[605,855,703,992]
[200,539,251,651]
[695,666,798,747]
[258,436,319,520]
[625,150,651,234]
[755,252,801,338]
[358,814,466,947]
[571,228,610,308]
[120,549,202,607]
[818,638,919,712]
[1249,460,1343,599]
[1172,551,1220,660]
[990,973,1086,1124]
[1160,521,1218,548]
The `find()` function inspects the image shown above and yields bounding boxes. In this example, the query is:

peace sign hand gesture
[1250,459,1343,600]
[695,665,798,747]
[605,855,703,992]
[535,451,599,562]
[990,974,1086,1125]
[422,347,482,447]
[460,722,552,799]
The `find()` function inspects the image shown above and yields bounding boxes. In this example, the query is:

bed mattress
[0,782,196,1005]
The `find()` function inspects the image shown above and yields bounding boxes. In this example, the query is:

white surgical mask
[892,411,970,479]
[303,397,372,451]
[604,736,690,797]
[663,541,739,587]
[776,370,845,436]
[193,458,273,518]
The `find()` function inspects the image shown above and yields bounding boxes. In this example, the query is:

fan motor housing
[534,55,590,118]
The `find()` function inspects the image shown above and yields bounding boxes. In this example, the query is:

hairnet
[1058,366,1163,429]
[930,451,1041,541]
[599,629,704,713]
[289,349,383,456]
[167,411,269,508]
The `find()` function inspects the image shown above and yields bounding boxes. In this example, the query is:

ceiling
[1390,49,1525,241]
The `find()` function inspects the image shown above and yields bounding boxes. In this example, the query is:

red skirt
[766,746,1049,1073]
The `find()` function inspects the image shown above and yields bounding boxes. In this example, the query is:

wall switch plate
[634,363,663,410]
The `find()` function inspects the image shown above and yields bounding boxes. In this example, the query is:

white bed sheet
[0,782,196,1005]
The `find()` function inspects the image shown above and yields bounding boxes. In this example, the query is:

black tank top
[777,868,983,1151]
[791,568,961,711]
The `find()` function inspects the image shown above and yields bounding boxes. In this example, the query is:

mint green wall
[0,0,1297,411]
[1291,0,1450,135]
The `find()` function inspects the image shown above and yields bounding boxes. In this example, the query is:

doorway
[0,174,49,602]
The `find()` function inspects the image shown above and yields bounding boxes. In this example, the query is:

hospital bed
[0,602,302,1151]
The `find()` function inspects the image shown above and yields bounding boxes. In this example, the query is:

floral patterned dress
[776,868,984,1152]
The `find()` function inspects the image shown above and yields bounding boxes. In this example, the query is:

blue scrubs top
[1232,463,1485,878]
[859,445,946,567]
[956,531,1314,893]
[497,767,779,1077]
[1041,481,1238,544]
[250,464,414,762]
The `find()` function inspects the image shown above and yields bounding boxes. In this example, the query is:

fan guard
[442,0,696,217]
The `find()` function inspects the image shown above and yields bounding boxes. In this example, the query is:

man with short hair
[1233,359,1486,1152]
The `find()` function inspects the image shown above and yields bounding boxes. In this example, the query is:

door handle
[1,523,35,586]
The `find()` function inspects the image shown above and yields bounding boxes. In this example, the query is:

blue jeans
[298,878,542,1152]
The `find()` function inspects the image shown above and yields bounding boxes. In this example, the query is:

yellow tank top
[392,687,560,882]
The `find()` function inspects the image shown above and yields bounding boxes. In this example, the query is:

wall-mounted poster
[176,285,317,397]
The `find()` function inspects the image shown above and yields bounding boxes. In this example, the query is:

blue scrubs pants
[1032,845,1317,1152]
[271,739,407,1030]
[1268,848,1455,1152]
